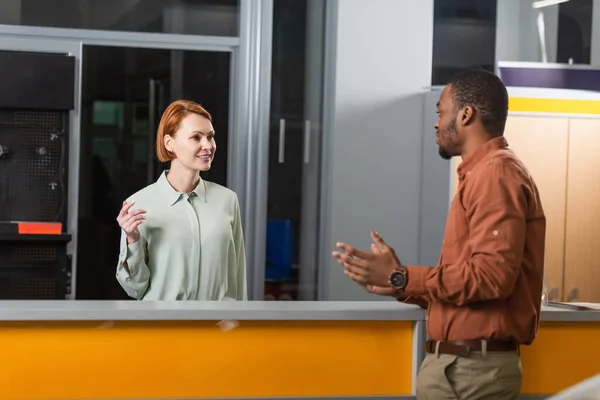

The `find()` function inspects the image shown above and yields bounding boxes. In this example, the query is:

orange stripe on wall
[0,320,414,399]
[521,321,600,394]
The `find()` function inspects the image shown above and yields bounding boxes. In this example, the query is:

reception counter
[0,301,597,400]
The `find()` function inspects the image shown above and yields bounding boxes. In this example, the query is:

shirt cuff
[127,240,144,259]
[405,265,431,297]
[119,240,145,277]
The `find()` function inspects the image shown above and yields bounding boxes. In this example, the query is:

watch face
[391,271,406,289]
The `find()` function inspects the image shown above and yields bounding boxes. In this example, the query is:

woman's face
[165,113,216,172]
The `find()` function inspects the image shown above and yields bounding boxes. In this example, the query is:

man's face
[435,86,463,160]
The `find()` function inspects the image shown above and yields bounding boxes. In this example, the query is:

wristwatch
[389,267,408,291]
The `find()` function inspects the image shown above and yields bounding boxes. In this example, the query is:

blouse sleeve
[232,196,248,300]
[115,229,151,300]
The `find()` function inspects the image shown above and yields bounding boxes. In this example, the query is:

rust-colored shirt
[404,137,546,345]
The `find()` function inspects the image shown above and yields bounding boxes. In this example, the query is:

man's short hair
[447,69,509,137]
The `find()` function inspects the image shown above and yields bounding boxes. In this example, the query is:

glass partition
[432,0,597,86]
[557,0,592,64]
[0,0,239,36]
[261,0,326,300]
[76,45,231,299]
[432,0,497,85]
[0,0,288,302]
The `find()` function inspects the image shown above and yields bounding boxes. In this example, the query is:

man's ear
[460,106,474,126]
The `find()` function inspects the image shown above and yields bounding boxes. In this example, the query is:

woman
[115,100,247,301]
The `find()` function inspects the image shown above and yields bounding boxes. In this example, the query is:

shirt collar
[157,170,207,206]
[456,136,508,181]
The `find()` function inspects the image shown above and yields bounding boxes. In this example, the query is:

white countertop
[0,300,596,322]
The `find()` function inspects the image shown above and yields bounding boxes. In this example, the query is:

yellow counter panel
[521,321,600,395]
[0,319,415,399]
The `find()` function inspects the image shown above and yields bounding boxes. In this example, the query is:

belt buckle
[461,344,472,357]
[453,343,472,357]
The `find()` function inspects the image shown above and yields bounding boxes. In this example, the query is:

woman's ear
[164,135,174,153]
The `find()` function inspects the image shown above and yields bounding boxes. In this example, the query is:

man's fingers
[342,262,367,278]
[369,286,384,294]
[370,286,395,295]
[338,252,368,271]
[344,269,366,284]
[370,230,389,251]
[332,251,360,267]
[370,243,382,254]
[333,253,367,278]
[358,283,395,296]
[371,231,401,265]
[336,242,372,259]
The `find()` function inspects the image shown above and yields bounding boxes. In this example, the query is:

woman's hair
[155,100,212,162]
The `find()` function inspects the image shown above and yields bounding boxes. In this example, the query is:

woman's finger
[117,201,135,219]
[122,215,145,232]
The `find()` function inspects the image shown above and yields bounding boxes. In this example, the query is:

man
[332,69,545,400]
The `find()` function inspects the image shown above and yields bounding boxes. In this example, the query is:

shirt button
[493,230,499,236]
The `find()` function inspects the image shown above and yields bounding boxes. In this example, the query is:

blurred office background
[0,0,597,303]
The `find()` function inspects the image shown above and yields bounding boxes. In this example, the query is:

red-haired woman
[115,100,247,301]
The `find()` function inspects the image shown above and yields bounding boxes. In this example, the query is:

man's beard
[437,120,458,160]
[438,146,452,160]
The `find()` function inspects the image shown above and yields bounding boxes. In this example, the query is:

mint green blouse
[115,171,247,301]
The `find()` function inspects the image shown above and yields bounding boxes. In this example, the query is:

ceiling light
[533,0,570,9]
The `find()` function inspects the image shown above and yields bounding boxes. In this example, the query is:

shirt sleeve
[404,162,529,306]
[232,196,248,300]
[398,295,429,309]
[115,230,151,300]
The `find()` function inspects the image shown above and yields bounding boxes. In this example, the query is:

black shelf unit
[0,234,72,299]
[0,50,76,300]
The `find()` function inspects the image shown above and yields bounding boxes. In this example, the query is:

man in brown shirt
[332,69,545,400]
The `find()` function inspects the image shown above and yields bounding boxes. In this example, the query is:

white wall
[322,0,434,301]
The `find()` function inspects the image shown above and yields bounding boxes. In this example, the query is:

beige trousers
[416,351,522,400]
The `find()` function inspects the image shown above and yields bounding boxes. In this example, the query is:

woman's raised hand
[116,201,146,244]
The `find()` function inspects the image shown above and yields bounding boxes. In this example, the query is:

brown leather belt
[425,339,518,357]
